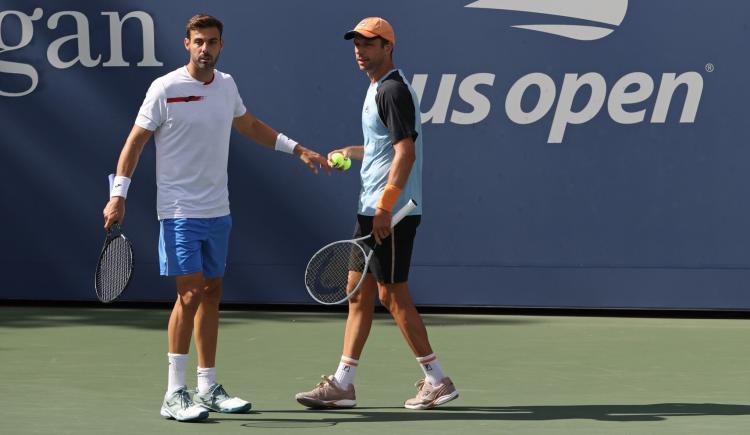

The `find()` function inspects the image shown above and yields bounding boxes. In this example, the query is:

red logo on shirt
[166,96,204,103]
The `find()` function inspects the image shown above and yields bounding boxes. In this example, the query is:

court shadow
[0,307,539,329]
[432,404,750,422]
[211,403,750,425]
[0,307,169,329]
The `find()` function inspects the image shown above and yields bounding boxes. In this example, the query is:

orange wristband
[376,184,402,212]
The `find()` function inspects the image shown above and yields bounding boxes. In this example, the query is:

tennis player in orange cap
[295,17,459,410]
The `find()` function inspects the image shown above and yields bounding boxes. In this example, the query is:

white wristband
[275,133,298,154]
[110,176,131,199]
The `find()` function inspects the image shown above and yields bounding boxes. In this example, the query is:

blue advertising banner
[1,1,748,308]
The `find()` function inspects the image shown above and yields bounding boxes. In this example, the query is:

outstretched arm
[232,112,331,174]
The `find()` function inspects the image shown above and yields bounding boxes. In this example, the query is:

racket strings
[95,236,133,303]
[305,242,366,304]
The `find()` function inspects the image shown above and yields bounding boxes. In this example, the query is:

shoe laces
[205,383,231,402]
[315,375,335,389]
[177,389,195,408]
[212,384,229,396]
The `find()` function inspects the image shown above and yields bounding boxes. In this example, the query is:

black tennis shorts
[353,214,421,284]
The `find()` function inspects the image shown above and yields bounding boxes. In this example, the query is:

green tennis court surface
[1,307,748,434]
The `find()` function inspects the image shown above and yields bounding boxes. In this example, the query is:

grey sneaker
[404,377,459,410]
[160,387,209,422]
[295,375,357,409]
[193,383,252,413]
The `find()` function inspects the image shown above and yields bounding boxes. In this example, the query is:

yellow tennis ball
[342,157,351,170]
[331,152,345,168]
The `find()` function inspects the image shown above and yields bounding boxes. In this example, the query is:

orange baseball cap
[344,17,396,45]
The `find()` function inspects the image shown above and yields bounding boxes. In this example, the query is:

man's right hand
[103,197,126,229]
[327,147,351,166]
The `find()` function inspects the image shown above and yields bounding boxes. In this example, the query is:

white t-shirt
[135,66,247,219]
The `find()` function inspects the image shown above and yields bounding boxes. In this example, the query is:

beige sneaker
[404,377,459,410]
[295,375,357,409]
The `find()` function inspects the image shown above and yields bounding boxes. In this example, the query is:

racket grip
[390,199,417,227]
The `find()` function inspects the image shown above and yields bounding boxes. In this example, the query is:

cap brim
[344,29,378,40]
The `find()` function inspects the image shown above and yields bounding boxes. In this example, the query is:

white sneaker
[193,383,252,413]
[160,387,209,422]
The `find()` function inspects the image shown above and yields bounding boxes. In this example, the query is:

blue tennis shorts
[158,215,232,278]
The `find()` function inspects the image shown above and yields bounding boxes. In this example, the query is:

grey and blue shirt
[358,69,423,216]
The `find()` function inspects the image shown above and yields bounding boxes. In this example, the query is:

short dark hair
[376,36,394,58]
[185,14,223,39]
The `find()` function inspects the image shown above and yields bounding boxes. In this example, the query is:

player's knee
[378,288,395,311]
[177,288,203,311]
[204,278,222,292]
[348,290,364,305]
[201,283,222,306]
[378,282,411,310]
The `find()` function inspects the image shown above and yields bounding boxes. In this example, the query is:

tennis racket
[94,175,134,303]
[304,199,417,305]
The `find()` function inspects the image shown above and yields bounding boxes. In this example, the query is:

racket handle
[391,199,417,227]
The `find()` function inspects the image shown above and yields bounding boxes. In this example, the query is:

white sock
[333,355,359,388]
[417,353,446,386]
[167,353,189,396]
[197,367,216,394]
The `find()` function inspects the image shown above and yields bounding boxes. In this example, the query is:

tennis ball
[331,152,345,168]
[342,157,351,170]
